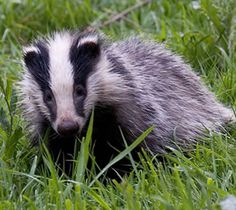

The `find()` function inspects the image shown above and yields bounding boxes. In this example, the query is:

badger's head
[20,31,124,138]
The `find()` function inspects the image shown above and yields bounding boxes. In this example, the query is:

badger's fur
[19,30,235,176]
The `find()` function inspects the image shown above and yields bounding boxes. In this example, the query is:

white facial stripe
[77,35,98,47]
[48,32,78,124]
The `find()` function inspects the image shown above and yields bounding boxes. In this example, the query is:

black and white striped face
[22,32,101,136]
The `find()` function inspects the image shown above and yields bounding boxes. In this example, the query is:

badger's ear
[22,44,50,89]
[77,34,99,47]
[73,34,101,59]
[22,46,40,70]
[22,42,49,73]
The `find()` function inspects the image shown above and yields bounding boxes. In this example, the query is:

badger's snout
[57,120,80,136]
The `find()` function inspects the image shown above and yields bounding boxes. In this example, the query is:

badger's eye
[44,90,53,103]
[74,85,86,98]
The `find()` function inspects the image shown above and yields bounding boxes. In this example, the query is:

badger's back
[105,38,234,152]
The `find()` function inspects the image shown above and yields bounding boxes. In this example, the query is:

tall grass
[0,0,236,209]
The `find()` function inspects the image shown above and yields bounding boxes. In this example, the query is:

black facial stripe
[70,39,100,85]
[24,41,50,91]
[43,89,57,121]
[24,41,57,121]
[73,85,86,117]
[70,37,101,117]
[73,96,86,117]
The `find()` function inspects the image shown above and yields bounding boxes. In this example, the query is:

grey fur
[103,37,235,153]
[19,31,235,155]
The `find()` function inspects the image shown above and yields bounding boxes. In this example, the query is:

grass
[0,0,236,209]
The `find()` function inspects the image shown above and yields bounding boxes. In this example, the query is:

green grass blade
[89,126,154,187]
[75,110,94,182]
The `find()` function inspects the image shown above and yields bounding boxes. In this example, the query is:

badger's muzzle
[57,120,80,136]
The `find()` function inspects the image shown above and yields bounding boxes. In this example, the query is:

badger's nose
[57,120,80,136]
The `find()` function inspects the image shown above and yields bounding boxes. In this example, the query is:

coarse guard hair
[19,30,235,176]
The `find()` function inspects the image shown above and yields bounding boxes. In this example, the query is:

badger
[19,30,235,177]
